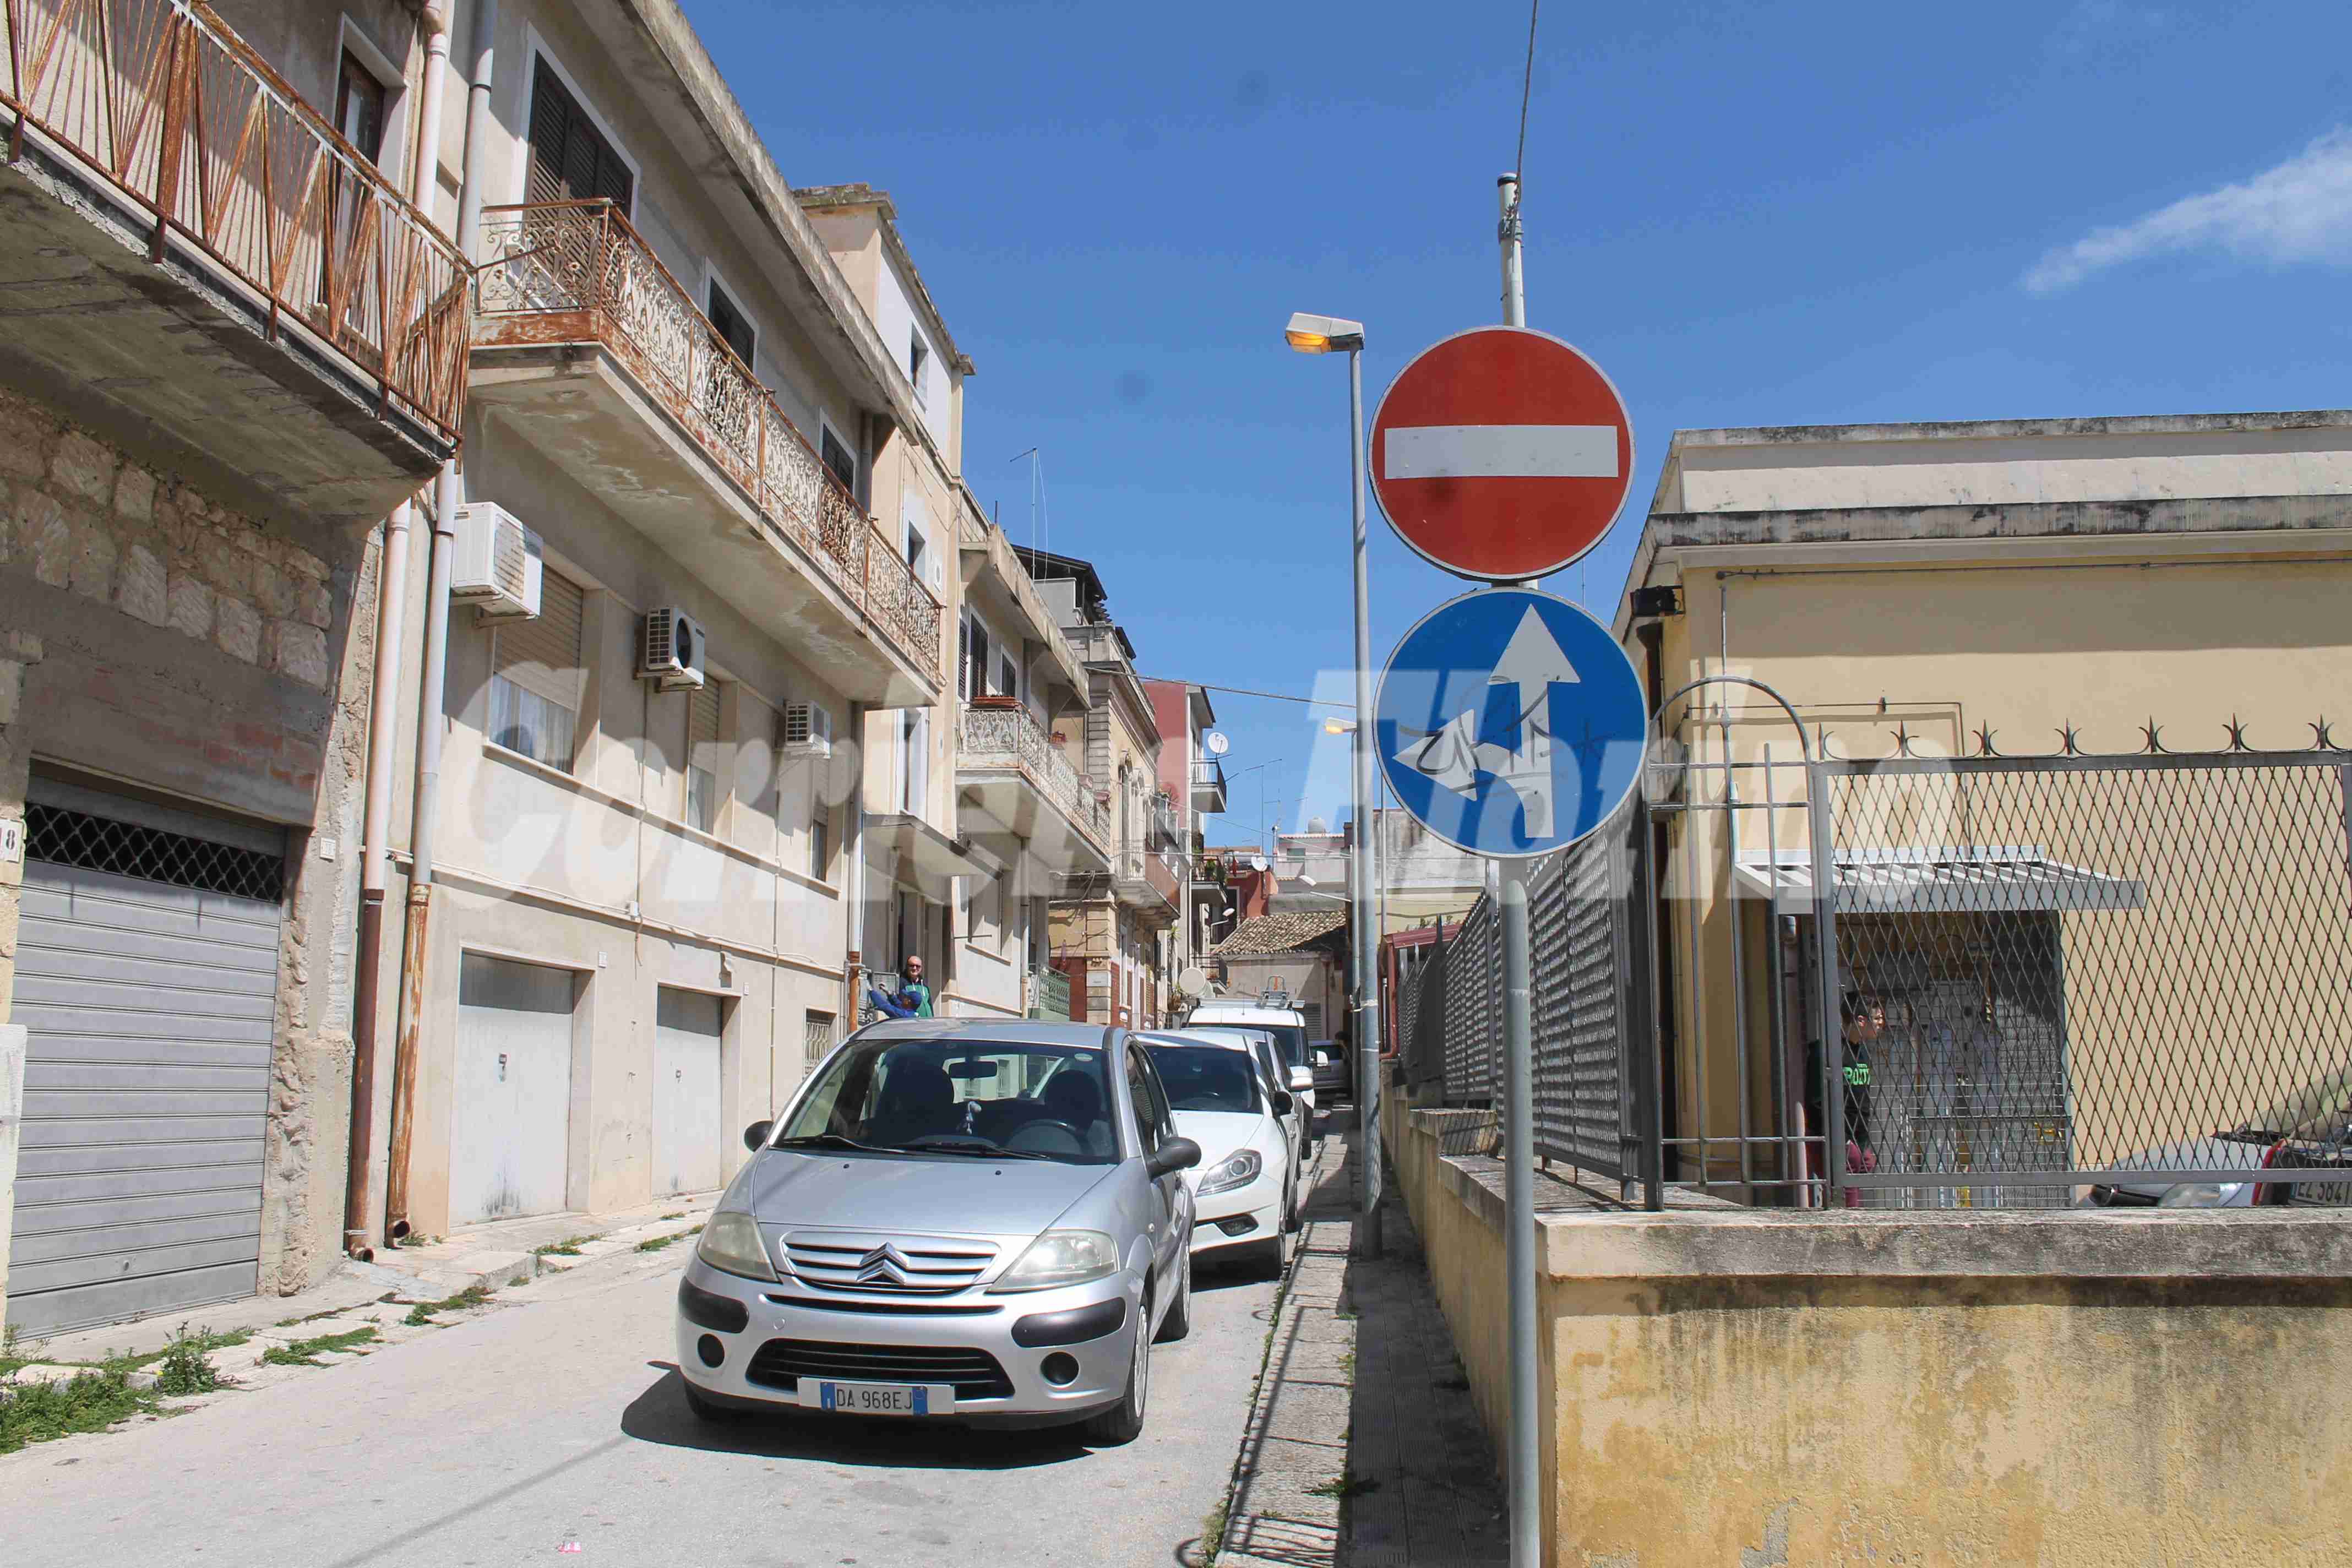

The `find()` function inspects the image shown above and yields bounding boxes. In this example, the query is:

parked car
[1183,1001,1317,1128]
[1145,1038,1298,1275]
[676,1020,1200,1445]
[2082,1068,2352,1209]
[1309,1038,1351,1102]
[1161,1026,1308,1201]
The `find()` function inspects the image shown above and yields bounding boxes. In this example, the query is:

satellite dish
[1249,856,1268,872]
[1205,731,1230,756]
[1178,966,1209,998]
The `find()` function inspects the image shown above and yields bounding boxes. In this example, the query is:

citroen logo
[854,1244,912,1287]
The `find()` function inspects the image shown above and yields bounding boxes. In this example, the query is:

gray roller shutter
[6,781,285,1336]
[652,987,723,1197]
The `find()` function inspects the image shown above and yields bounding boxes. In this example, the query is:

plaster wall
[1390,1099,2352,1567]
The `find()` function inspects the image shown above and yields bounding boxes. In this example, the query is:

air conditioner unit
[782,701,834,759]
[449,503,542,619]
[639,608,706,692]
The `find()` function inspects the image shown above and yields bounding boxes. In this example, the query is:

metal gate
[7,780,286,1335]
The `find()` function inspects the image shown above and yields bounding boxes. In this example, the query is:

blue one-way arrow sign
[1376,588,1646,857]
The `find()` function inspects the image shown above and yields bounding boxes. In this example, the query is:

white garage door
[450,955,576,1226]
[652,987,722,1197]
[7,785,285,1336]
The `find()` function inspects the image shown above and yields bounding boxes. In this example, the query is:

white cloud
[2023,128,2352,293]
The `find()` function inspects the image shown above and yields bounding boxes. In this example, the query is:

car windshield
[1147,1043,1264,1115]
[776,1037,1119,1164]
[1191,1023,1309,1072]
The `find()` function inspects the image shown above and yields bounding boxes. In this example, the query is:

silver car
[674,1020,1201,1444]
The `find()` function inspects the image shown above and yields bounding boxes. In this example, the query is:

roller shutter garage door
[6,782,286,1336]
[450,954,576,1226]
[652,988,723,1197]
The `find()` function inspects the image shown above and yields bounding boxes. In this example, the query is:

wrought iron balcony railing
[1,0,471,437]
[957,702,1110,856]
[472,199,942,676]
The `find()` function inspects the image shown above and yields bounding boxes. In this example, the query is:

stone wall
[0,387,335,693]
[1387,1093,2352,1566]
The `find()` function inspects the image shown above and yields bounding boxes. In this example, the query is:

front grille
[767,1293,1004,1318]
[782,1232,999,1295]
[745,1338,1015,1401]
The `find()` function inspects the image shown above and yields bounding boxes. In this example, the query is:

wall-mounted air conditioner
[782,701,834,759]
[450,503,542,619]
[640,608,706,692]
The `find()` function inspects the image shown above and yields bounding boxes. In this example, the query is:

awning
[864,813,1003,901]
[1734,846,2146,915]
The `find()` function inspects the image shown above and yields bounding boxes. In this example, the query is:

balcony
[1190,756,1227,813]
[0,0,468,522]
[471,200,940,707]
[1114,839,1184,920]
[956,700,1111,875]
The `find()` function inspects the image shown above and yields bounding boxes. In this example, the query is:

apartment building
[1019,550,1182,1027]
[0,0,464,1332]
[1144,679,1227,984]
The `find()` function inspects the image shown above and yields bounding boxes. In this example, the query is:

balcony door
[527,58,635,214]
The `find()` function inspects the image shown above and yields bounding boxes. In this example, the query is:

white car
[1182,1003,1316,1125]
[1144,1037,1298,1276]
[1161,1027,1308,1208]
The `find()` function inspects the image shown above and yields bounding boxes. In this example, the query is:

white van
[1182,1001,1316,1126]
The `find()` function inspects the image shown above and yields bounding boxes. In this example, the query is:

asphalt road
[0,1237,1286,1567]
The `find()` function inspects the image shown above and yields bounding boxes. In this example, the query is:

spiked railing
[472,199,943,677]
[1,0,471,437]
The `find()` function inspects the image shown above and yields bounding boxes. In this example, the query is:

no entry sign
[1369,326,1634,581]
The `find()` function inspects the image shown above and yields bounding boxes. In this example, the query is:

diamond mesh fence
[24,803,284,902]
[1823,753,2352,1208]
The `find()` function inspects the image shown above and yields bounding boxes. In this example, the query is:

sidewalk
[1216,1108,1507,1568]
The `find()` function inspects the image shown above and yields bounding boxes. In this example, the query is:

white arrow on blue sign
[1375,588,1648,858]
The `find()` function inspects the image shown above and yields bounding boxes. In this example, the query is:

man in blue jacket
[867,955,933,1019]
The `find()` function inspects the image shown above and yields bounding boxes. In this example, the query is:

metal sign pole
[1496,168,1540,1568]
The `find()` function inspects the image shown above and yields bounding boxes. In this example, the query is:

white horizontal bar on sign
[1384,424,1619,481]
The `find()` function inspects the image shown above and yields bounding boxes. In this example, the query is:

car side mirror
[1289,1066,1314,1092]
[743,1120,774,1152]
[1271,1091,1295,1115]
[1146,1136,1201,1180]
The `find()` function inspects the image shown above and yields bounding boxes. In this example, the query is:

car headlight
[2158,1182,2245,1208]
[989,1229,1119,1293]
[1197,1149,1264,1196]
[694,1211,777,1281]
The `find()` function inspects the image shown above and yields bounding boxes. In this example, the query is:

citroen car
[676,1020,1200,1444]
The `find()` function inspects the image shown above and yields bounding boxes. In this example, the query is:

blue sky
[682,0,2352,843]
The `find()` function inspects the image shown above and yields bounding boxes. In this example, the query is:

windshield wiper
[897,1136,1055,1161]
[770,1133,892,1154]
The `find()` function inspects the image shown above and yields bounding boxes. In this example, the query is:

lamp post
[1287,311,1381,1255]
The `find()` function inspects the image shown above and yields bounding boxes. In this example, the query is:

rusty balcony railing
[957,701,1111,858]
[472,199,943,677]
[1,0,471,438]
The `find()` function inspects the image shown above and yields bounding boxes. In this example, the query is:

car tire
[1082,1297,1151,1446]
[1283,1178,1303,1234]
[681,1380,745,1423]
[1157,1245,1193,1343]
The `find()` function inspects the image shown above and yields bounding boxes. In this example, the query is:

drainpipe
[844,701,868,1021]
[344,2,453,1261]
[385,0,499,1240]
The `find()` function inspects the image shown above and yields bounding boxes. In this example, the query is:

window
[968,875,999,943]
[707,278,755,366]
[809,792,830,880]
[997,652,1019,702]
[526,57,633,211]
[489,569,586,771]
[960,614,991,703]
[685,681,721,833]
[334,51,388,164]
[803,1010,836,1070]
[819,425,858,494]
[899,710,929,813]
[908,331,930,402]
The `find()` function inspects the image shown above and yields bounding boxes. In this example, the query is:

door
[450,955,576,1226]
[653,987,723,1197]
[7,792,286,1336]
[1125,1045,1189,1287]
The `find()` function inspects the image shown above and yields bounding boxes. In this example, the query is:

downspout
[385,0,499,1240]
[844,701,868,1022]
[344,2,452,1261]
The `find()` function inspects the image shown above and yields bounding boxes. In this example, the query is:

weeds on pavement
[153,1325,239,1396]
[0,1366,147,1454]
[1306,1473,1380,1500]
[660,1212,685,1221]
[635,1224,703,1254]
[533,1235,595,1257]
[262,1327,379,1368]
[1199,1495,1229,1565]
[401,1283,495,1326]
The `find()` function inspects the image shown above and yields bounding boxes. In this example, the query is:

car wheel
[1157,1244,1193,1343]
[1082,1298,1152,1446]
[681,1380,744,1423]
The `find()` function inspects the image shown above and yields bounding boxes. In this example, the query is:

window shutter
[526,61,570,206]
[494,569,585,710]
[958,616,971,703]
[527,59,634,213]
[689,682,721,769]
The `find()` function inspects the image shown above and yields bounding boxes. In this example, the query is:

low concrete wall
[1386,1090,2352,1566]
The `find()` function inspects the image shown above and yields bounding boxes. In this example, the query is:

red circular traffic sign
[1369,326,1634,581]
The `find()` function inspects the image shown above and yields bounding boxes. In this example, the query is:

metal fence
[1395,707,2352,1212]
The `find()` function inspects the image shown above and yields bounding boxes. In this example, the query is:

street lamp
[1286,309,1380,1255]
